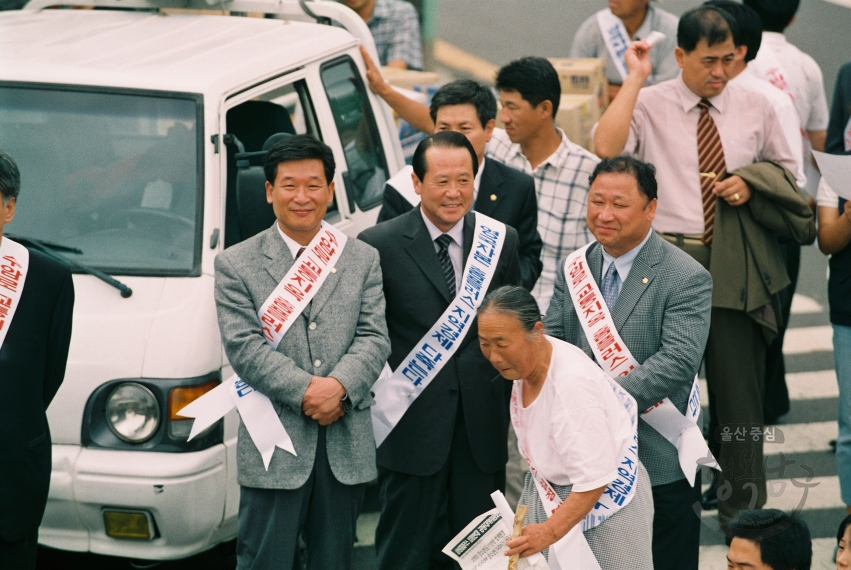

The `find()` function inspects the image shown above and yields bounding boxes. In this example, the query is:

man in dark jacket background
[0,151,74,570]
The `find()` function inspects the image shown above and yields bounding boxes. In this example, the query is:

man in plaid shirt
[362,52,599,311]
[488,57,599,311]
[340,0,423,70]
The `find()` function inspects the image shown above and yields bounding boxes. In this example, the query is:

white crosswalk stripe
[791,293,825,315]
[783,325,834,354]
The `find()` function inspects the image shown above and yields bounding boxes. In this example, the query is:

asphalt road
[437,0,851,105]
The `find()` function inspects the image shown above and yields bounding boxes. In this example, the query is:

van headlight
[105,383,160,443]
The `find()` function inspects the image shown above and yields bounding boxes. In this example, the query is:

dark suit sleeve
[826,64,851,155]
[502,228,522,288]
[515,176,543,291]
[617,268,712,411]
[377,183,415,223]
[43,267,74,408]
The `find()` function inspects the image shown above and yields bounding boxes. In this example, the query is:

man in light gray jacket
[214,135,390,570]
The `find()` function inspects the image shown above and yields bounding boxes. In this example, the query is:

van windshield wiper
[6,234,83,254]
[7,234,133,298]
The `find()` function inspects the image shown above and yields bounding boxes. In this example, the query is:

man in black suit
[378,79,542,291]
[0,151,74,570]
[359,132,521,570]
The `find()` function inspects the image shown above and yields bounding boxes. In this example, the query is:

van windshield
[0,85,201,275]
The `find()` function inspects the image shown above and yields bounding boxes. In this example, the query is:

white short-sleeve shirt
[512,336,635,491]
[817,177,841,209]
[751,32,829,132]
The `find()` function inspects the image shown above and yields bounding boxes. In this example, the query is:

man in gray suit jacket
[214,135,391,570]
[544,156,712,570]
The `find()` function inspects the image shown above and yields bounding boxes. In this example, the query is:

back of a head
[743,0,800,33]
[729,509,812,570]
[838,514,851,544]
[677,5,741,53]
[411,130,479,182]
[704,0,763,62]
[429,80,497,129]
[495,57,561,117]
[263,134,336,186]
[0,151,20,203]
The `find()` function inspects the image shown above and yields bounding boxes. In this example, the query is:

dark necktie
[697,99,727,245]
[295,246,309,318]
[435,234,456,299]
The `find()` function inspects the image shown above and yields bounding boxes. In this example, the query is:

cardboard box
[382,67,442,90]
[555,96,584,150]
[548,58,609,108]
[557,94,601,151]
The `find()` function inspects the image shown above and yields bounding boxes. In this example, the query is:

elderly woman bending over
[477,285,654,569]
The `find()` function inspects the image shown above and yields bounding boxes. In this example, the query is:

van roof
[0,10,358,97]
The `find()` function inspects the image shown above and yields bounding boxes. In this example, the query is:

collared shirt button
[314,359,321,368]
[309,322,317,330]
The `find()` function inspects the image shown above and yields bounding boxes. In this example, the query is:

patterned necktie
[697,99,726,245]
[435,234,456,299]
[295,246,306,260]
[601,262,621,310]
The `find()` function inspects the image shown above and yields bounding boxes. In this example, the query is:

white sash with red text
[510,343,639,570]
[0,237,30,351]
[371,212,506,447]
[179,224,347,470]
[386,165,421,208]
[564,243,718,485]
[596,8,631,82]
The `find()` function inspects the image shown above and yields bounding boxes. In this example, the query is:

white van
[0,0,404,560]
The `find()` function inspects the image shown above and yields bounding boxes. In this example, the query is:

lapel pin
[642,277,648,284]
[331,267,337,274]
[490,194,497,201]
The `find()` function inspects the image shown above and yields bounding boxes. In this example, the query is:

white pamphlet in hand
[813,151,851,201]
[442,506,550,570]
[643,31,666,47]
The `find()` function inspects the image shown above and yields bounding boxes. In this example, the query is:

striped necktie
[697,99,726,245]
[435,234,456,299]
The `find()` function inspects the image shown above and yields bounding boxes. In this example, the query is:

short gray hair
[0,151,21,204]
[477,285,542,333]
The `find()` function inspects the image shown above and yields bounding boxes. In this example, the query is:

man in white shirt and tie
[594,5,799,529]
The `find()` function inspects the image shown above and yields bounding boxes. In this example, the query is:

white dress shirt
[420,209,464,295]
[601,227,654,284]
[276,221,324,259]
[473,157,485,201]
[625,75,800,234]
[751,32,829,132]
[731,63,806,188]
